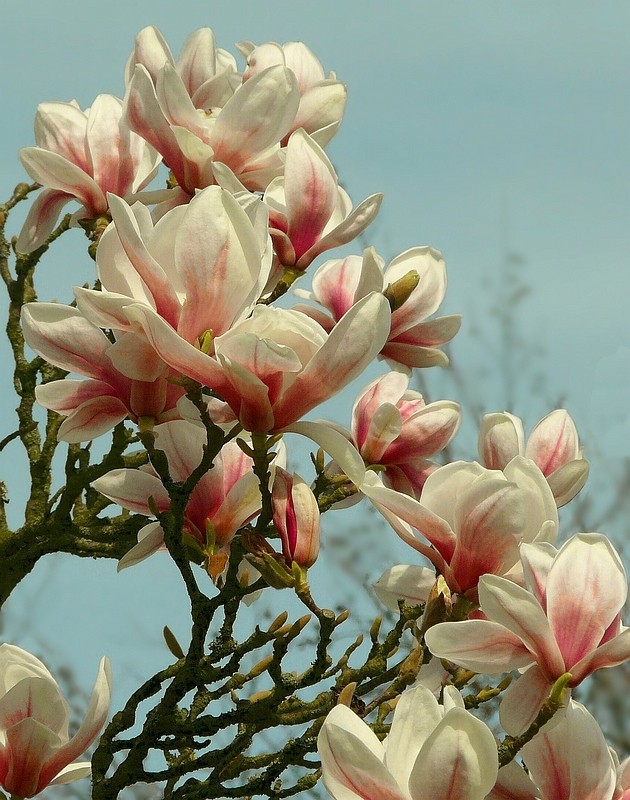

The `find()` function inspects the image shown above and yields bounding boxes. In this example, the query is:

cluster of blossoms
[6,21,627,800]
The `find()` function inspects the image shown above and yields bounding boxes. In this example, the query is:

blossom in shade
[17,96,160,253]
[264,129,382,271]
[478,409,588,507]
[318,684,498,800]
[294,245,461,368]
[0,644,111,799]
[91,420,261,573]
[424,533,630,736]
[20,303,183,442]
[271,468,320,568]
[237,39,347,146]
[487,700,617,800]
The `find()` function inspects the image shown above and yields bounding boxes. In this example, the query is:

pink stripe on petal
[15,188,74,254]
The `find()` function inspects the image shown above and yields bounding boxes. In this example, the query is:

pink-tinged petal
[547,459,589,507]
[425,620,535,673]
[381,341,450,369]
[498,666,552,736]
[0,646,56,692]
[192,72,240,111]
[35,380,118,415]
[48,761,92,786]
[34,101,89,170]
[478,575,565,678]
[384,685,442,789]
[451,481,525,592]
[218,354,275,432]
[175,187,262,341]
[73,287,141,333]
[15,188,74,254]
[383,401,462,463]
[107,194,181,325]
[421,462,486,532]
[387,247,447,337]
[86,95,127,196]
[525,409,579,476]
[408,707,498,800]
[38,658,112,792]
[519,542,558,609]
[289,302,335,332]
[21,303,115,380]
[290,81,347,138]
[521,701,616,800]
[20,148,106,215]
[570,627,630,684]
[478,412,525,470]
[153,419,203,482]
[284,130,337,258]
[352,370,409,452]
[389,314,463,348]
[177,28,218,97]
[318,705,405,800]
[0,678,68,735]
[123,305,234,401]
[92,469,169,515]
[373,564,437,611]
[384,461,438,500]
[296,193,383,269]
[361,472,457,560]
[57,397,129,442]
[2,718,60,798]
[124,65,189,190]
[545,533,627,670]
[211,472,261,545]
[156,63,210,136]
[240,42,284,79]
[127,25,175,84]
[106,333,165,382]
[211,67,299,170]
[310,255,368,320]
[272,293,391,430]
[486,761,540,800]
[284,420,366,487]
[117,522,165,571]
[283,42,326,89]
[361,403,403,463]
[503,456,558,544]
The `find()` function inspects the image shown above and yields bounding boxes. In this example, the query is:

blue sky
[0,0,629,732]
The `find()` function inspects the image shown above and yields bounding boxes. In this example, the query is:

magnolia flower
[271,468,320,568]
[359,457,558,598]
[487,700,617,800]
[294,245,461,368]
[237,39,347,146]
[123,294,391,433]
[20,304,183,442]
[478,409,588,507]
[0,644,111,798]
[124,25,300,195]
[425,533,630,735]
[73,187,271,348]
[348,369,461,498]
[91,420,261,576]
[17,95,160,253]
[264,129,382,271]
[318,684,498,800]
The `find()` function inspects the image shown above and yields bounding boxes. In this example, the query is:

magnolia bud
[272,468,320,568]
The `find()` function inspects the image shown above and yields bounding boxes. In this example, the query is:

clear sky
[0,0,629,736]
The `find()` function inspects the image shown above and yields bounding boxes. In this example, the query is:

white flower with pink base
[0,645,111,799]
[425,533,630,735]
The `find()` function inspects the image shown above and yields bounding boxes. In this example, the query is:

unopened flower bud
[272,468,320,568]
[383,269,420,312]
